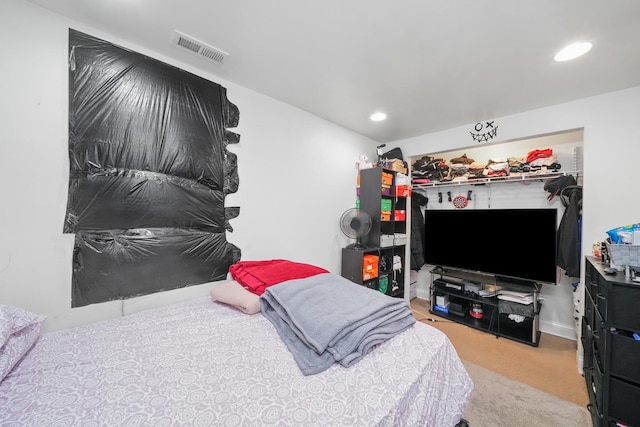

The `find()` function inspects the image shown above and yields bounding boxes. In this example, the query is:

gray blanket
[260,273,416,375]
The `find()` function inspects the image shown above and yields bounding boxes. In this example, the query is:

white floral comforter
[0,297,472,426]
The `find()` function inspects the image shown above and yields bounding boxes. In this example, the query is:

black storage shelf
[429,267,542,347]
[341,245,406,297]
[582,256,640,426]
[341,167,408,299]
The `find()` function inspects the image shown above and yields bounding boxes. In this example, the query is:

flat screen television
[423,208,558,285]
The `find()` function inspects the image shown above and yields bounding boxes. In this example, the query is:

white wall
[393,86,640,344]
[0,0,376,331]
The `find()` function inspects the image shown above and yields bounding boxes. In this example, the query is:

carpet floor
[461,360,591,426]
[410,298,589,410]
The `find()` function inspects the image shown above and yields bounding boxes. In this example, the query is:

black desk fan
[340,208,372,249]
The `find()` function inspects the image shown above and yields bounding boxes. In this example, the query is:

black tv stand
[429,266,542,346]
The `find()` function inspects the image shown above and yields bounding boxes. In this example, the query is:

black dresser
[583,256,640,426]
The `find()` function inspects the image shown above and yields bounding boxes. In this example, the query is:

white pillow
[210,281,261,315]
[0,304,45,382]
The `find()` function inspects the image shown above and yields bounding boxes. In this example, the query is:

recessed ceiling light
[554,42,593,62]
[370,112,387,122]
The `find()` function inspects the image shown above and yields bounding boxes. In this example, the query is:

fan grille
[340,209,372,248]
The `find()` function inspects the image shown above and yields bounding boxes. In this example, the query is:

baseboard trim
[540,319,577,341]
[416,288,430,300]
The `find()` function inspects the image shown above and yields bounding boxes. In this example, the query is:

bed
[0,264,473,426]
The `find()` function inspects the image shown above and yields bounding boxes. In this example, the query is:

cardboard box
[362,254,379,280]
[381,211,391,221]
[394,173,411,186]
[394,210,406,221]
[395,185,412,197]
[379,159,408,174]
[380,234,394,247]
[436,295,450,307]
[381,172,393,186]
[394,233,407,245]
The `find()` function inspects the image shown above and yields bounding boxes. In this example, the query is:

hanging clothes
[556,186,583,278]
[410,193,428,271]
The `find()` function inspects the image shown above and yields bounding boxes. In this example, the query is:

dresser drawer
[581,317,594,370]
[584,352,605,414]
[604,283,640,330]
[583,290,596,330]
[592,309,606,359]
[592,353,604,412]
[586,261,599,302]
[586,403,603,427]
[592,274,609,321]
[608,377,640,426]
[609,331,640,384]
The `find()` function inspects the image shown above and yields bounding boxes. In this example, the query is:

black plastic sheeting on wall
[66,170,226,232]
[66,29,241,307]
[72,229,241,307]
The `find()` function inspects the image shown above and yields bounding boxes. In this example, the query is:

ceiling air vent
[171,31,229,64]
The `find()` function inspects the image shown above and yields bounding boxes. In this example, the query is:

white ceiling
[25,0,640,143]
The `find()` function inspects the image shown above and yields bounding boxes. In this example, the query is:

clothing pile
[482,157,510,177]
[524,148,562,172]
[410,149,562,185]
[411,156,450,184]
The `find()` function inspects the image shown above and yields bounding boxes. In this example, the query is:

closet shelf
[412,170,581,190]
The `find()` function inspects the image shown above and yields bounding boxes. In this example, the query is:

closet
[408,129,584,340]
